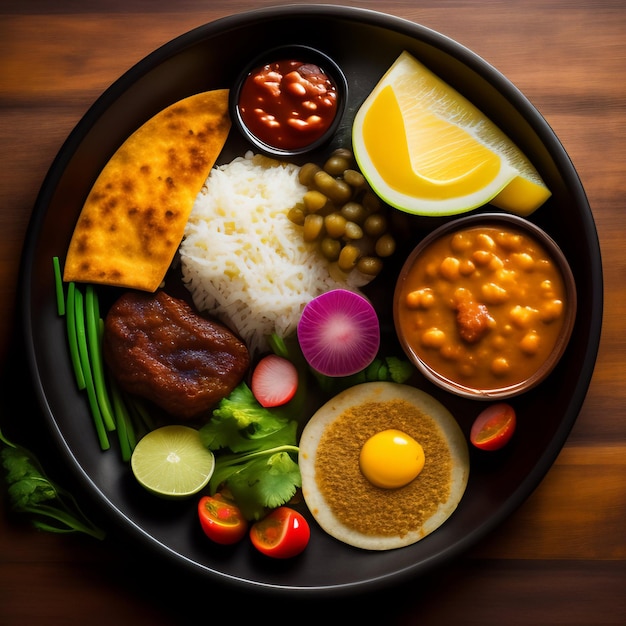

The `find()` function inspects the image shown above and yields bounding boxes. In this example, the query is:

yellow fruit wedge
[131,425,215,499]
[352,51,551,217]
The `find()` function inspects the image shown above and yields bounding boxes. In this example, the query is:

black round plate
[19,5,602,596]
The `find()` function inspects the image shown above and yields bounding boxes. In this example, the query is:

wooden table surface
[1,1,624,623]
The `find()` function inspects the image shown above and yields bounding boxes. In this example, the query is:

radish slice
[251,354,299,407]
[297,289,380,377]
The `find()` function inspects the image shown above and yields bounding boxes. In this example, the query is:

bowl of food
[229,44,348,158]
[393,213,577,399]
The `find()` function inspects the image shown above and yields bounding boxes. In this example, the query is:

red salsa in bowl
[231,45,347,157]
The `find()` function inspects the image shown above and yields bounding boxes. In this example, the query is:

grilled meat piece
[103,290,249,419]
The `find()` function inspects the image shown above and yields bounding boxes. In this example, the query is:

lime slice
[352,51,551,217]
[130,425,215,499]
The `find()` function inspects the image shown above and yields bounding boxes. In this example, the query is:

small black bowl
[229,44,348,158]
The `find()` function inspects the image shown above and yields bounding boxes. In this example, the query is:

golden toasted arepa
[299,382,469,550]
[63,89,231,292]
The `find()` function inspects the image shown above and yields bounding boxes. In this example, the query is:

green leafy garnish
[0,427,105,539]
[312,355,415,395]
[199,382,300,521]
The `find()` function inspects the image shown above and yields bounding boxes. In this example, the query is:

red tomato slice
[470,403,516,451]
[197,494,248,545]
[249,506,310,559]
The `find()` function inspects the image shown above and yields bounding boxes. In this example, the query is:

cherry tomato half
[198,494,248,545]
[249,506,310,559]
[470,403,516,451]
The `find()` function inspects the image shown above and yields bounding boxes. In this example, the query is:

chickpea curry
[395,223,569,392]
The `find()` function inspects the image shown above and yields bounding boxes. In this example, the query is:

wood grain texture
[1,1,624,624]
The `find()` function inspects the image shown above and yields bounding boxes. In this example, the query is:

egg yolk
[359,429,425,489]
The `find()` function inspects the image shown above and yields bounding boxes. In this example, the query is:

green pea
[288,206,305,225]
[303,213,324,241]
[364,213,388,237]
[324,213,347,238]
[324,155,350,177]
[320,237,341,261]
[357,256,383,276]
[313,170,352,204]
[303,190,328,213]
[375,233,396,257]
[343,169,366,189]
[338,244,360,271]
[299,162,321,187]
[340,201,366,224]
[344,221,363,240]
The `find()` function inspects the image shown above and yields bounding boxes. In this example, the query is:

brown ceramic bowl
[393,212,577,400]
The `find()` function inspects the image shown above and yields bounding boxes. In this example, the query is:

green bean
[65,282,86,390]
[110,378,134,462]
[74,288,110,451]
[85,286,115,432]
[52,256,65,316]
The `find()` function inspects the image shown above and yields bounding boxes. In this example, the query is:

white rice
[179,152,354,354]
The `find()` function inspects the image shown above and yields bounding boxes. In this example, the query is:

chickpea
[488,254,504,271]
[540,299,563,322]
[472,249,493,266]
[459,259,476,276]
[496,232,523,251]
[509,305,538,329]
[540,279,556,298]
[439,256,461,281]
[520,331,540,355]
[495,268,517,286]
[421,328,446,349]
[476,233,496,251]
[511,252,535,271]
[481,281,509,304]
[440,344,461,361]
[450,232,473,253]
[491,357,510,377]
[406,288,435,309]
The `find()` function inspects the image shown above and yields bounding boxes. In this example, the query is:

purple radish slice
[297,289,380,377]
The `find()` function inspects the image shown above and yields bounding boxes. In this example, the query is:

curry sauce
[396,224,568,391]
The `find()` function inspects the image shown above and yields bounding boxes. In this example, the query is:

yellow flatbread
[299,382,469,550]
[63,89,231,292]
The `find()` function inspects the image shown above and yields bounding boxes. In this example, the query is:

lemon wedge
[352,51,551,217]
[131,425,215,499]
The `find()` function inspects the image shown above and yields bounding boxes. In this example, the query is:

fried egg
[298,381,469,550]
